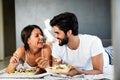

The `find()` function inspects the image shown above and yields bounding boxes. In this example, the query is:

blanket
[0,67,114,80]
[104,46,113,65]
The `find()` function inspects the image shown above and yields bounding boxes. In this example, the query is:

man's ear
[67,30,72,37]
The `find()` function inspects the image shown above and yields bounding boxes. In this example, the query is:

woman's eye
[35,34,39,37]
[35,34,43,37]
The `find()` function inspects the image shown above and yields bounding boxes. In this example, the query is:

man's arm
[78,53,103,75]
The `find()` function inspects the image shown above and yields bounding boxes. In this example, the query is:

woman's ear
[27,38,31,45]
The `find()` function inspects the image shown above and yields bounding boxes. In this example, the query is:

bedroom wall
[0,0,16,59]
[0,0,4,60]
[15,0,111,48]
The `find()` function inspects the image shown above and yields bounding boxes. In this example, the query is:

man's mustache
[57,38,61,40]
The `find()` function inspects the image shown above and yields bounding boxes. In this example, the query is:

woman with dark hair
[6,25,52,74]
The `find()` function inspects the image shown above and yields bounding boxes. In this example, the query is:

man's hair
[50,12,78,35]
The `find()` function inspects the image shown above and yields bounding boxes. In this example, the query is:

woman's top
[16,48,44,71]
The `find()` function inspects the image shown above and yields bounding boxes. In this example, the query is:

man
[50,12,108,76]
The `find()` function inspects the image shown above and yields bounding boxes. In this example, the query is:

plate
[45,64,72,73]
[9,69,36,75]
[10,71,35,75]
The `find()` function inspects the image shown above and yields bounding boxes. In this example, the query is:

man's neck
[67,35,80,50]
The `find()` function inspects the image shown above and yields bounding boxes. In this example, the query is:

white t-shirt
[52,34,109,71]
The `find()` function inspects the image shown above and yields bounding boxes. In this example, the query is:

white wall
[0,0,4,60]
[15,0,111,48]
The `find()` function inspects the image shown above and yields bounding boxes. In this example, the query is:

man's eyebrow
[55,32,59,34]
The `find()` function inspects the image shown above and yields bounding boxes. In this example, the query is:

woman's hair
[21,25,44,50]
[50,12,78,35]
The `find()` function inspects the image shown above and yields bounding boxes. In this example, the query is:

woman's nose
[39,35,44,39]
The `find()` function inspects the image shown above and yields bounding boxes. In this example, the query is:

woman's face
[27,28,44,49]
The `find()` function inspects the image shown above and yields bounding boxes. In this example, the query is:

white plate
[45,64,72,73]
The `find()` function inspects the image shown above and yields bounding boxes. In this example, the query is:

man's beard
[58,36,68,46]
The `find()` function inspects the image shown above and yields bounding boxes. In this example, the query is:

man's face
[53,26,68,46]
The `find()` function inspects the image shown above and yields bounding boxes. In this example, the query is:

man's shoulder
[79,34,101,44]
[79,34,100,39]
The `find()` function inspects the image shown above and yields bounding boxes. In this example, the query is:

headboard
[102,39,112,47]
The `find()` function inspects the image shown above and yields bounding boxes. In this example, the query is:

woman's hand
[6,53,19,73]
[35,57,49,69]
[35,67,46,74]
[10,53,19,67]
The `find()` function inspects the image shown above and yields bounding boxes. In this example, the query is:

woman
[6,25,52,74]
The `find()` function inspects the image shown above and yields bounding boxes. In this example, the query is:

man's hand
[58,67,79,76]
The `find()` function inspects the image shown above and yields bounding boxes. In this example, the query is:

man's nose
[54,34,58,38]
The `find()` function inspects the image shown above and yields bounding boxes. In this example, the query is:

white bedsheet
[0,65,114,80]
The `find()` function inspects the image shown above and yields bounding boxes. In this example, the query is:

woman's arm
[36,44,52,68]
[43,44,52,67]
[5,45,25,73]
[35,44,52,74]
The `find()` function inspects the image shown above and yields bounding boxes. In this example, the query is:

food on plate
[45,64,72,73]
[10,68,36,75]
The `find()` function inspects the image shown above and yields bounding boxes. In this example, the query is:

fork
[48,58,61,62]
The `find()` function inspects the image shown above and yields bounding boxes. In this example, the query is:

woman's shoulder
[43,43,51,50]
[14,45,25,59]
[42,44,52,56]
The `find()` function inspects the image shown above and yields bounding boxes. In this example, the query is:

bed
[0,39,114,80]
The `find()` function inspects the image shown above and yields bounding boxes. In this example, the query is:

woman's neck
[29,48,41,55]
